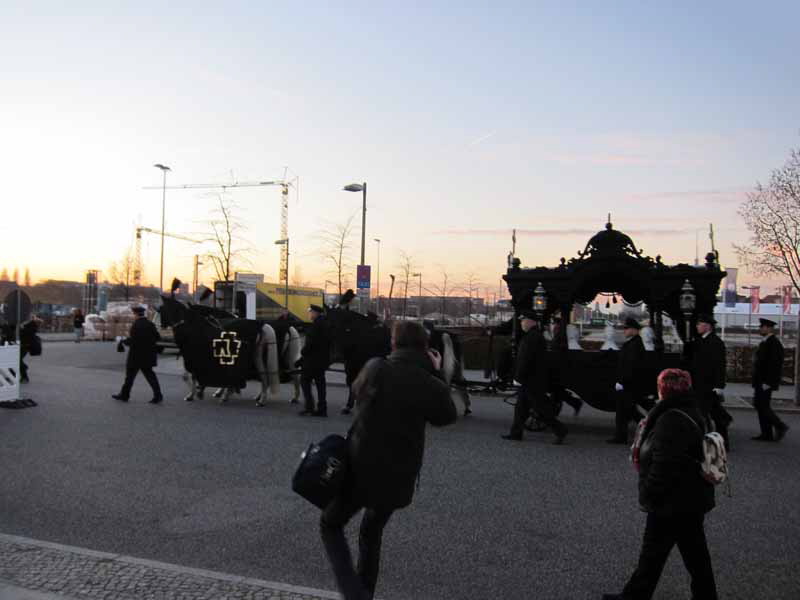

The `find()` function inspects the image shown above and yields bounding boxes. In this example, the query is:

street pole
[374,238,381,314]
[154,164,171,293]
[360,182,367,265]
[285,238,290,311]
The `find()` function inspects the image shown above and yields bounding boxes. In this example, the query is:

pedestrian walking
[751,318,789,442]
[502,310,568,444]
[320,320,457,600]
[689,314,733,449]
[112,306,163,403]
[19,316,41,384]
[298,304,331,417]
[603,368,718,600]
[73,309,85,343]
[608,318,648,444]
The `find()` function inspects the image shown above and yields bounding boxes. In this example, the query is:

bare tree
[291,265,312,288]
[397,251,416,318]
[203,196,252,282]
[109,247,137,301]
[315,215,356,296]
[461,271,483,324]
[427,267,453,323]
[734,146,800,404]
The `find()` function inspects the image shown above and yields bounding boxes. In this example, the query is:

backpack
[631,409,730,491]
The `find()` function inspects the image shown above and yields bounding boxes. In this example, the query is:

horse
[423,322,472,415]
[159,292,301,406]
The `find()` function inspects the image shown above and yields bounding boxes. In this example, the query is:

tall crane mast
[134,226,203,286]
[142,178,296,284]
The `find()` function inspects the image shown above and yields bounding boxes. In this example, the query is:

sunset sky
[3,2,800,298]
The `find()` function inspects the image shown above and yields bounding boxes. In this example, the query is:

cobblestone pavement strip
[0,534,339,600]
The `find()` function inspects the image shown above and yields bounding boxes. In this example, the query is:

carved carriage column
[652,304,665,352]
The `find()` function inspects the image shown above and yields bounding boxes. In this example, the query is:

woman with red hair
[603,368,717,600]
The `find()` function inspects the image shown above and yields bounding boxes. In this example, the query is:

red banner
[750,286,760,314]
[783,286,792,314]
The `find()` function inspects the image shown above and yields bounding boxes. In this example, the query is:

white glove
[615,382,624,392]
[513,380,521,386]
[713,388,724,396]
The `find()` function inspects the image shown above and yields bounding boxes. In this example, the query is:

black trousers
[622,512,717,600]
[754,386,785,439]
[301,369,327,412]
[614,391,654,440]
[120,366,162,399]
[511,385,566,438]
[320,491,394,600]
[20,350,29,381]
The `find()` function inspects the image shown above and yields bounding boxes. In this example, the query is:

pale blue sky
[3,1,799,294]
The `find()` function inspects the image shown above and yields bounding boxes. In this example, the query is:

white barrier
[0,343,21,401]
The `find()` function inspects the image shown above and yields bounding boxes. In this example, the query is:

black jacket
[125,317,160,369]
[301,314,331,372]
[753,334,783,390]
[617,334,646,395]
[639,393,715,516]
[514,327,548,394]
[347,349,457,510]
[690,332,726,393]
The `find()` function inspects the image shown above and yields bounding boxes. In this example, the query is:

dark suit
[690,332,732,442]
[752,334,786,439]
[301,314,331,413]
[613,334,648,441]
[119,317,162,400]
[510,327,566,439]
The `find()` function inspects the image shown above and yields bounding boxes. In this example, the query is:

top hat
[131,305,146,316]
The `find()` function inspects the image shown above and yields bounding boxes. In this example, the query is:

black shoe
[340,407,352,415]
[289,398,299,404]
[299,409,314,416]
[149,396,163,404]
[501,433,523,441]
[464,408,472,416]
[112,394,129,402]
[751,435,775,442]
[606,437,627,445]
[775,424,789,442]
[312,410,328,417]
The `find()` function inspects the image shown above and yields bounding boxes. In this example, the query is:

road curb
[0,533,340,600]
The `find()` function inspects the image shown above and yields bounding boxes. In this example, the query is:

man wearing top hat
[690,314,733,449]
[299,303,332,417]
[752,318,789,441]
[502,309,568,444]
[608,317,647,444]
[112,305,163,404]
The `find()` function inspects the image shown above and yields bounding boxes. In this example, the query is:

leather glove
[615,382,624,392]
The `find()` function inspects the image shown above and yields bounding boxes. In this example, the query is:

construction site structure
[133,226,203,286]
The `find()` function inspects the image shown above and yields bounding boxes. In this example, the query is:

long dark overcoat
[347,349,457,510]
[126,318,160,369]
[752,334,783,390]
[301,315,331,373]
[617,334,646,395]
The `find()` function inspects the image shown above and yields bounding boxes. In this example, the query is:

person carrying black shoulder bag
[319,320,457,600]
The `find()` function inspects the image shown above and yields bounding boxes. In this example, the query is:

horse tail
[262,324,280,396]
[442,332,456,385]
[287,326,302,370]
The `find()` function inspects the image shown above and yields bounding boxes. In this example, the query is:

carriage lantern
[679,279,696,341]
[533,281,547,316]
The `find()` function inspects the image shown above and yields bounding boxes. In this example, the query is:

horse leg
[213,387,224,399]
[183,370,195,402]
[196,383,205,400]
[457,383,472,416]
[219,388,231,404]
[291,374,300,404]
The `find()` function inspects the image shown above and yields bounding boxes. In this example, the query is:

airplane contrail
[467,131,496,147]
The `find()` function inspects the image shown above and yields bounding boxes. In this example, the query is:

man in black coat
[502,310,567,444]
[690,314,733,449]
[299,304,331,417]
[320,320,457,600]
[752,318,789,442]
[112,306,163,403]
[608,318,648,444]
[604,368,717,600]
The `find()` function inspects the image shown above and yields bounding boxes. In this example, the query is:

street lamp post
[154,163,171,292]
[343,182,367,265]
[275,239,289,311]
[743,285,757,346]
[412,272,422,318]
[374,238,381,314]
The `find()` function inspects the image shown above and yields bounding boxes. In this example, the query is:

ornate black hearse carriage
[502,221,726,411]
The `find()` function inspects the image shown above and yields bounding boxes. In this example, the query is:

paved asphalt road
[2,342,799,600]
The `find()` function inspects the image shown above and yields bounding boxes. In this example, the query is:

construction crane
[141,178,296,285]
[134,226,203,286]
